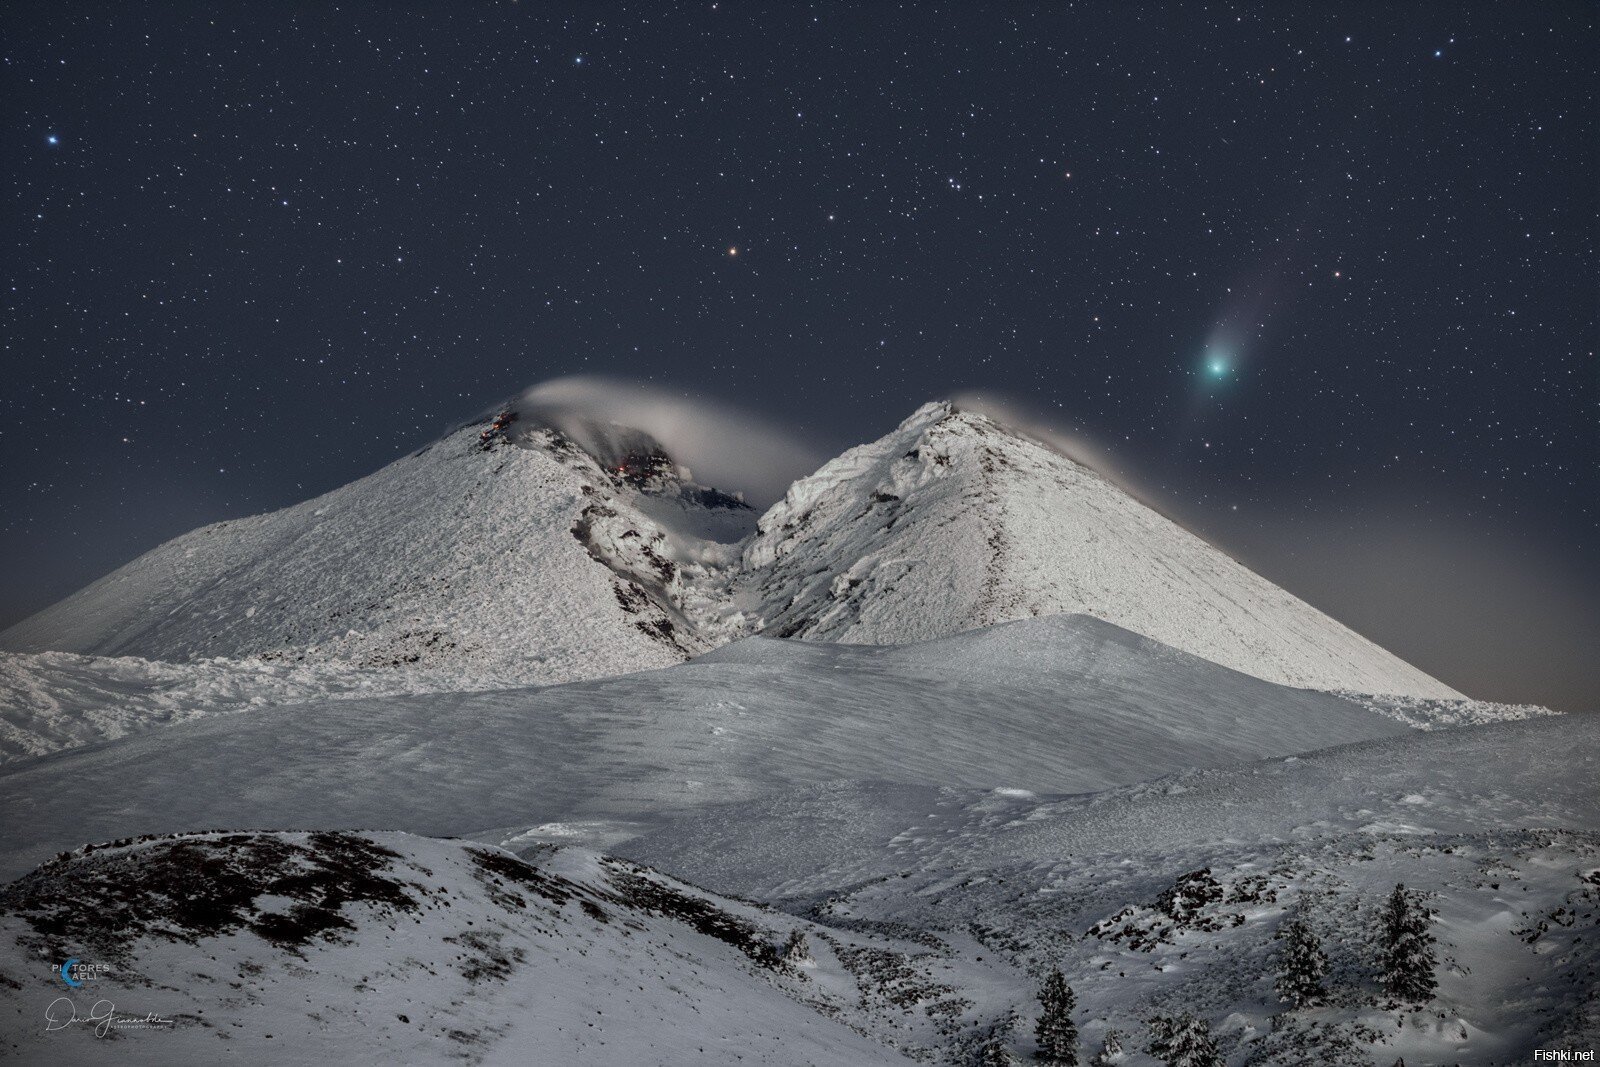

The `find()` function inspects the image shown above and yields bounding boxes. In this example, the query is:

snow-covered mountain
[0,398,1458,700]
[0,411,756,687]
[728,402,1460,698]
[0,425,1579,1066]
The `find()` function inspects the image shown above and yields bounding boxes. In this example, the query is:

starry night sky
[4,3,1596,709]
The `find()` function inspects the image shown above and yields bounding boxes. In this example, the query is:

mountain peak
[896,398,959,429]
[888,399,1022,444]
[729,400,1460,698]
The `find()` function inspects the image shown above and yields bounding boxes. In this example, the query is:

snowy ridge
[729,402,1460,698]
[0,415,754,687]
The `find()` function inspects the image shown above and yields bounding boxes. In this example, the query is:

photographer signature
[44,998,175,1038]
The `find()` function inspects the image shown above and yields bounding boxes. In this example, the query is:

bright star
[46,134,59,146]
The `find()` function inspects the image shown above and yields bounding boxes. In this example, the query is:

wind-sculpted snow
[0,609,1533,769]
[732,402,1460,698]
[0,649,513,763]
[0,616,1411,882]
[621,714,1600,899]
[1335,689,1558,730]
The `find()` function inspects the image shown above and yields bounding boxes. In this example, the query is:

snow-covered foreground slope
[0,616,1422,880]
[623,713,1599,902]
[712,717,1600,1064]
[3,398,1459,700]
[0,416,755,685]
[1,717,1594,1064]
[730,402,1459,698]
[0,831,919,1065]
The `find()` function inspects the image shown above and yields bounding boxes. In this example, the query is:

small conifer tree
[1377,883,1437,1003]
[1089,1028,1125,1066]
[1147,1013,1223,1067]
[1274,913,1329,1008]
[980,1035,1018,1066]
[1034,967,1079,1065]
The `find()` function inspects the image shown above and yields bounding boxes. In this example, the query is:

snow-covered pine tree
[1089,1028,1126,1066]
[1274,913,1328,1008]
[980,1035,1018,1066]
[1147,1013,1223,1067]
[1377,883,1437,1003]
[979,1009,1022,1066]
[1034,967,1079,1065]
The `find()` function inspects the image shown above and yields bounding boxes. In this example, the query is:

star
[46,134,59,146]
